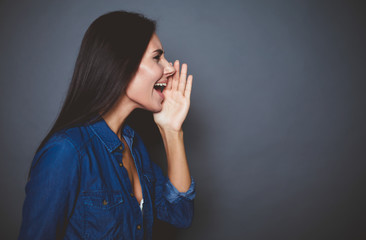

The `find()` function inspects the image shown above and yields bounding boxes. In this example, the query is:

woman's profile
[18,10,195,239]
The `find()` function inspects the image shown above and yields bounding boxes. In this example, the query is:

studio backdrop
[1,0,365,239]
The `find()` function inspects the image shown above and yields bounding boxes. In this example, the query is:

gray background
[1,0,366,239]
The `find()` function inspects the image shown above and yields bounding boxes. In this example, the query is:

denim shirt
[18,117,195,240]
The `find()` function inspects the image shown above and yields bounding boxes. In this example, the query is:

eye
[153,54,162,61]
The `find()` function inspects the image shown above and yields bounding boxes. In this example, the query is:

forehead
[147,33,163,51]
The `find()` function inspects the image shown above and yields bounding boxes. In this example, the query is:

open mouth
[154,82,167,93]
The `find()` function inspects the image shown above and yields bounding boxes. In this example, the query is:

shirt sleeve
[151,161,196,228]
[18,135,80,240]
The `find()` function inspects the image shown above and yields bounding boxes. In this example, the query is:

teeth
[154,83,167,87]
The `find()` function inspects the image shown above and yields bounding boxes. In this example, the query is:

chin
[151,106,163,113]
[146,102,163,113]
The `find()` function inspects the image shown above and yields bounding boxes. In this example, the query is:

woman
[18,11,195,240]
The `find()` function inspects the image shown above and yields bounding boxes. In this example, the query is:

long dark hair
[36,11,156,153]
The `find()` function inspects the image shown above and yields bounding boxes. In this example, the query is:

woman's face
[125,33,175,112]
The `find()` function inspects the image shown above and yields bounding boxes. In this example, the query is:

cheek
[126,67,162,98]
[125,77,147,100]
[144,63,164,82]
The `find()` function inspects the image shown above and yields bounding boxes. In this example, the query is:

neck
[102,95,138,140]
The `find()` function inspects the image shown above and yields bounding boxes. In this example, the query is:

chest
[66,130,156,239]
[120,137,143,203]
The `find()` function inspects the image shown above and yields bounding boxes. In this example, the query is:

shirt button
[130,192,134,197]
[103,200,108,205]
[137,225,141,230]
[119,163,123,167]
[118,146,123,150]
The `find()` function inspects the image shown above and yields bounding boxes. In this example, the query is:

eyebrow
[153,49,164,55]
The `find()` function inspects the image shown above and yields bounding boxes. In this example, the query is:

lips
[154,83,166,92]
[153,80,167,99]
[154,80,167,92]
[154,87,165,99]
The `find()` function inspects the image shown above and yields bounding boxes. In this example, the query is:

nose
[163,59,176,77]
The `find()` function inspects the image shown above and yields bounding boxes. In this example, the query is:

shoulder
[62,124,96,153]
[44,124,98,156]
[37,131,78,156]
[33,124,95,166]
[29,132,80,178]
[27,130,84,192]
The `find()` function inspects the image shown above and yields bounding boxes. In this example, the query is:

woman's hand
[153,60,193,132]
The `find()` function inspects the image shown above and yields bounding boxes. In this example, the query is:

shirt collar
[89,117,135,152]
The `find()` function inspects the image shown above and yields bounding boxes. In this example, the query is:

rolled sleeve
[164,177,196,203]
[151,162,195,228]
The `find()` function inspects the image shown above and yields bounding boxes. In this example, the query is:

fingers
[185,75,193,98]
[166,76,173,90]
[178,63,188,93]
[166,62,173,90]
[172,60,180,90]
[170,60,192,96]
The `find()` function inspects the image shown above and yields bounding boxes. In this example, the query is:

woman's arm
[153,60,193,192]
[151,60,195,228]
[157,127,191,192]
[133,129,195,228]
[18,136,80,239]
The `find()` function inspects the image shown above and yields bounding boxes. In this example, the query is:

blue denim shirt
[18,117,195,240]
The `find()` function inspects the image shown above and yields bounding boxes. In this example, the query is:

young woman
[18,11,195,240]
